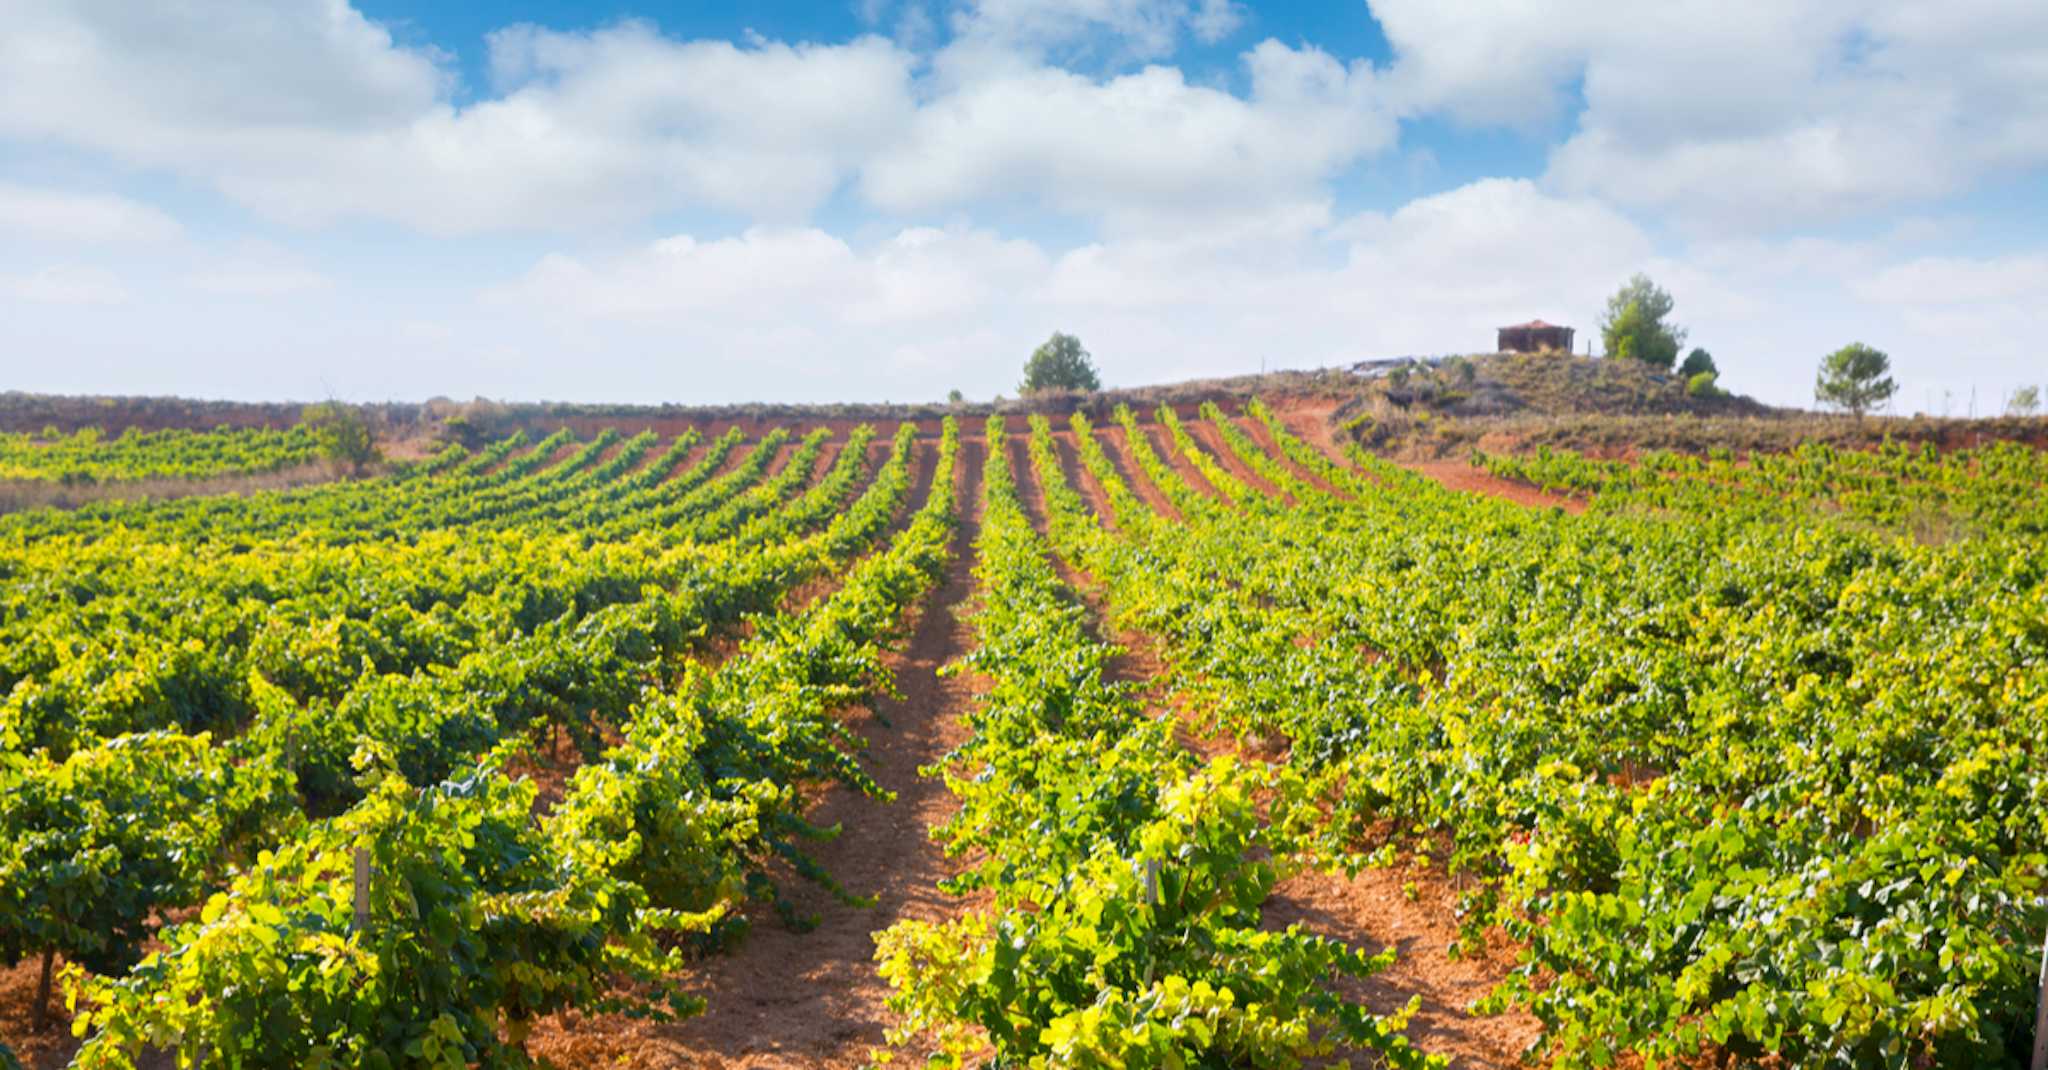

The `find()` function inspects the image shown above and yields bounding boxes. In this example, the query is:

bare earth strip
[1401,459,1585,514]
[1025,425,1542,1070]
[1186,417,1292,504]
[529,438,990,1069]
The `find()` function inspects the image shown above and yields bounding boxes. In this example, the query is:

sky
[2,0,2045,411]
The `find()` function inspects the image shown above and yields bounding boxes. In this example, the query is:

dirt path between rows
[1233,413,1349,500]
[1186,418,1290,505]
[1401,460,1584,514]
[1095,423,1182,522]
[1140,420,1228,504]
[1025,426,1541,1070]
[1016,435,1226,761]
[529,439,989,1069]
[1255,400,1577,517]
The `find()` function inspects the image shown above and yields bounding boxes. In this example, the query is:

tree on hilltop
[1600,274,1686,370]
[1021,333,1100,393]
[1814,343,1897,418]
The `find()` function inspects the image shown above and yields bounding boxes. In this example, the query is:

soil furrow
[529,439,988,1069]
[1023,427,1539,1070]
[1095,423,1182,522]
[1234,413,1349,500]
[1186,418,1290,504]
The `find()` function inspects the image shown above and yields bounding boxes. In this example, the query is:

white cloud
[6,177,2040,408]
[868,40,1394,232]
[464,178,2041,408]
[0,265,128,304]
[1,0,2042,414]
[485,224,1053,387]
[0,4,917,233]
[0,3,1400,236]
[481,180,1653,396]
[0,184,183,243]
[1856,254,2048,306]
[1370,0,2048,226]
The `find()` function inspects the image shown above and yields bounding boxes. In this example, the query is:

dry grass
[1419,411,2048,459]
[1329,353,2048,459]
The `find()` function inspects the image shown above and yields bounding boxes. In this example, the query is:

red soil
[1263,866,1540,1069]
[1402,460,1585,514]
[1094,423,1183,522]
[1015,427,1537,1069]
[0,954,83,1069]
[1138,419,1227,503]
[526,441,989,1069]
[1186,418,1290,504]
[1233,412,1349,500]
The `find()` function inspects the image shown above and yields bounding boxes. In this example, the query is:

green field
[2,404,2043,1069]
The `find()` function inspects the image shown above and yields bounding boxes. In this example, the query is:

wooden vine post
[353,847,372,934]
[2032,918,2048,1070]
[30,947,54,1032]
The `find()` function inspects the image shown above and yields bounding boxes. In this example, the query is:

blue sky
[2,0,2044,410]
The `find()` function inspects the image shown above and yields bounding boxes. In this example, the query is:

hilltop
[6,353,2042,468]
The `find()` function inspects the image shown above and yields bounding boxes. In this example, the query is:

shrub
[1679,348,1717,379]
[1686,371,1722,398]
[299,402,381,475]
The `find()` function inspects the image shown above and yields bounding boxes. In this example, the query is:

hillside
[1327,352,2048,458]
[6,354,2044,480]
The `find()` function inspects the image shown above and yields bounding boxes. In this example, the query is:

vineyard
[1,404,2044,1069]
[0,427,324,484]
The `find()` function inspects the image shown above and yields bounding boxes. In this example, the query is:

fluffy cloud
[867,40,1394,231]
[0,4,916,232]
[0,184,183,243]
[0,2,1398,235]
[466,178,2039,407]
[1856,254,2048,307]
[482,181,1652,396]
[1371,0,2048,226]
[9,177,2040,408]
[5,0,2042,237]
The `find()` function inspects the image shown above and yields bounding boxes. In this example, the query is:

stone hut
[1497,320,1574,354]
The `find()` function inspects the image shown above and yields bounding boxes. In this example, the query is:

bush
[299,402,381,475]
[438,412,485,450]
[1679,348,1717,379]
[1686,371,1722,398]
